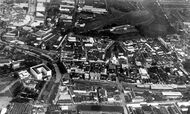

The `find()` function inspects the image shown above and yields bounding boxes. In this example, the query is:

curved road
[0,39,62,103]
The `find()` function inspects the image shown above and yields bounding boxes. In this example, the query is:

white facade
[38,0,50,2]
[61,0,75,5]
[139,68,149,79]
[162,92,183,99]
[0,59,11,67]
[36,3,45,12]
[18,70,31,80]
[90,72,100,80]
[30,64,52,80]
[132,96,145,103]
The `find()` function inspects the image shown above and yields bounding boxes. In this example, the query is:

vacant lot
[0,97,12,109]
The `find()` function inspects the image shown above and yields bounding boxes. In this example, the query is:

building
[36,2,45,12]
[38,0,51,3]
[30,64,52,80]
[54,85,72,105]
[90,72,101,80]
[61,0,75,5]
[158,0,190,3]
[136,61,142,66]
[0,59,11,67]
[2,32,16,41]
[12,60,24,69]
[18,70,31,80]
[7,103,32,114]
[0,108,7,114]
[139,68,149,79]
[35,12,45,22]
[162,92,183,99]
[68,36,77,42]
[23,80,37,91]
[150,84,173,90]
[132,96,145,103]
[78,5,107,14]
[34,0,48,25]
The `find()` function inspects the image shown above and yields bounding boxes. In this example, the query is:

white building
[90,72,101,80]
[139,68,149,79]
[151,84,173,90]
[78,5,107,14]
[162,92,183,99]
[68,36,77,42]
[36,3,45,12]
[23,81,37,90]
[0,108,7,114]
[132,96,145,103]
[54,85,72,105]
[18,70,31,80]
[30,64,52,80]
[0,59,12,67]
[61,0,75,5]
[38,0,50,3]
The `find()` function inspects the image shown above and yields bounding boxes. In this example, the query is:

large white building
[30,64,52,80]
[162,92,183,99]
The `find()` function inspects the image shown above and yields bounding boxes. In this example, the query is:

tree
[0,21,7,29]
[47,7,60,18]
[146,96,153,102]
[143,90,151,97]
[187,106,190,114]
[182,59,190,72]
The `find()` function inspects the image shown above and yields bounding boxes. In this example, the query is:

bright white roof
[139,68,148,75]
[60,106,69,110]
[1,108,7,114]
[162,92,182,96]
[36,12,44,17]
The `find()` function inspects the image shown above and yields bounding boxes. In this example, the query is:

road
[116,77,128,114]
[0,40,61,103]
[53,63,62,83]
[46,83,56,103]
[73,79,117,86]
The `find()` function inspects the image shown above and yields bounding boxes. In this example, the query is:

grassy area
[0,76,16,82]
[0,77,17,91]
[0,81,13,91]
[0,88,13,97]
[0,97,12,108]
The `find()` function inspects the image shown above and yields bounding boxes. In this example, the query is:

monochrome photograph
[0,0,190,114]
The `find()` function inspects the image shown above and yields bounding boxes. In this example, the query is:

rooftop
[162,92,183,96]
[30,64,51,74]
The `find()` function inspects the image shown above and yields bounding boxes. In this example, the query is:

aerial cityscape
[0,0,190,114]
